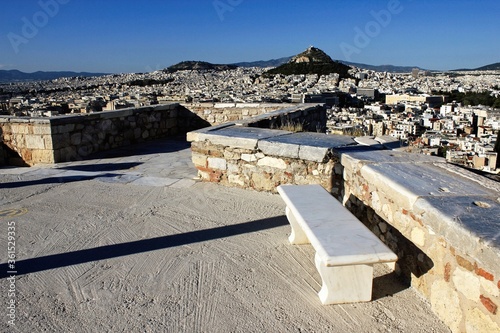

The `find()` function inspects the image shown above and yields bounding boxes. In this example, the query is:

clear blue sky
[1,0,499,73]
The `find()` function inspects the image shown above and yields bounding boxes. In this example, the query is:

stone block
[208,157,227,170]
[258,140,299,159]
[257,157,287,170]
[32,125,52,135]
[191,153,207,168]
[25,135,46,149]
[241,154,257,162]
[299,145,329,162]
[481,278,500,297]
[411,227,426,247]
[453,267,480,301]
[431,280,462,333]
[465,308,499,333]
[31,150,55,164]
[228,174,245,186]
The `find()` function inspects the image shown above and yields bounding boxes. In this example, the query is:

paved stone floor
[0,138,451,332]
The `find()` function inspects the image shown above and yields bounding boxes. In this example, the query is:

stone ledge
[413,195,500,263]
[191,126,291,150]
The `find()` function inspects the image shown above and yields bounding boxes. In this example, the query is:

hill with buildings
[233,54,425,73]
[265,47,352,78]
[165,61,237,73]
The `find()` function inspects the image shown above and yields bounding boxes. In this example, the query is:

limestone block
[298,146,329,162]
[257,157,287,170]
[255,153,265,159]
[465,308,499,333]
[32,125,51,135]
[241,154,257,162]
[223,150,240,160]
[227,163,239,174]
[431,280,463,333]
[31,150,55,164]
[258,140,299,159]
[411,227,426,247]
[25,135,46,149]
[251,172,274,191]
[481,278,500,297]
[11,124,30,134]
[191,153,207,168]
[228,174,245,186]
[453,267,481,301]
[43,136,53,149]
[208,157,227,170]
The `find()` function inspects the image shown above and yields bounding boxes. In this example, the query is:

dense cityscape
[1,48,499,175]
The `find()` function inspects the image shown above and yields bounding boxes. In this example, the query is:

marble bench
[277,184,398,305]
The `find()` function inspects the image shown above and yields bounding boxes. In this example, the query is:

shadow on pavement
[0,216,288,278]
[0,162,142,189]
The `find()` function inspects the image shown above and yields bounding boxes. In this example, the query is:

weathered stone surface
[199,127,289,150]
[191,153,207,168]
[431,280,462,333]
[241,154,257,162]
[257,157,287,170]
[411,227,426,247]
[1,103,195,165]
[25,135,47,150]
[258,139,299,159]
[414,195,500,259]
[208,157,227,170]
[453,267,481,301]
[465,307,500,333]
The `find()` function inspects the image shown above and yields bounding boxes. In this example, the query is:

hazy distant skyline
[1,0,499,73]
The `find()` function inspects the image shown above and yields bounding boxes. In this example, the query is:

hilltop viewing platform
[1,104,499,332]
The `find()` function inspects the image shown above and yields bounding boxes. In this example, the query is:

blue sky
[1,0,499,73]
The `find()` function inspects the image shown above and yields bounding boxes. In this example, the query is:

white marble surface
[315,253,373,304]
[277,184,398,267]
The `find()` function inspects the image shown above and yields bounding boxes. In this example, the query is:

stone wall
[0,103,209,165]
[0,118,54,164]
[181,102,297,125]
[340,151,500,333]
[187,106,500,333]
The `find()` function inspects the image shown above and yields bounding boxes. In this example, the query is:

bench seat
[277,184,398,305]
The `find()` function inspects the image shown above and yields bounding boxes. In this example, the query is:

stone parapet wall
[190,132,341,192]
[187,105,500,333]
[340,151,500,333]
[181,102,297,125]
[0,118,54,164]
[0,103,208,165]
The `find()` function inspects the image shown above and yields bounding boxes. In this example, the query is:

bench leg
[314,253,373,304]
[286,206,309,245]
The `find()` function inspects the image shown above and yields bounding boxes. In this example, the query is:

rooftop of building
[0,137,451,332]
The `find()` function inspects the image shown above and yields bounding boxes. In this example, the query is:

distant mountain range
[452,62,500,71]
[1,57,498,84]
[0,70,108,84]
